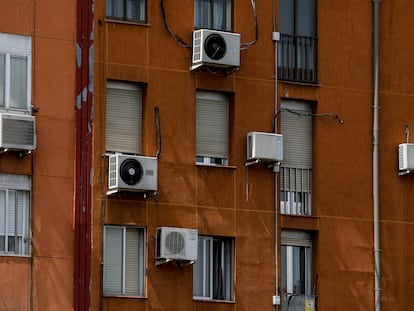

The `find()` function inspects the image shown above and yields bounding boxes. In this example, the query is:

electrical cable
[160,0,192,48]
[241,0,259,48]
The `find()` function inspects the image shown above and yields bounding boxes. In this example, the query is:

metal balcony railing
[278,33,318,84]
[282,295,316,311]
[280,167,312,216]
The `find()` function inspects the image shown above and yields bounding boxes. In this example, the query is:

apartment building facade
[1,0,414,311]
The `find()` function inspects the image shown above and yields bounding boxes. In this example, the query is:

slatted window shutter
[196,91,229,159]
[106,81,142,154]
[125,228,140,295]
[103,226,123,294]
[296,0,316,37]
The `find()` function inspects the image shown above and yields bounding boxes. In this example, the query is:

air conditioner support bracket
[155,258,173,266]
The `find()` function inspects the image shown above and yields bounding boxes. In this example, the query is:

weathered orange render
[0,0,76,310]
[2,0,414,310]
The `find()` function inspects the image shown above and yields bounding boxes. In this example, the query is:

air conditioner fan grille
[165,231,185,255]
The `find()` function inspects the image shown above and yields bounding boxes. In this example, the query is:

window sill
[0,253,30,258]
[105,18,150,27]
[193,298,235,304]
[103,294,147,299]
[195,163,236,169]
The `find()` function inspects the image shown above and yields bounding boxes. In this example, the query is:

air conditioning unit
[155,227,198,263]
[107,154,158,194]
[247,132,283,163]
[0,113,36,151]
[191,29,240,71]
[398,143,414,175]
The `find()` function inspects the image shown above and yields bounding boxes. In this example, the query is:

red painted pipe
[74,0,93,310]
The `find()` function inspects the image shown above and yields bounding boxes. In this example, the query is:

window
[0,32,31,111]
[280,100,312,215]
[106,0,146,23]
[196,91,229,166]
[193,236,234,301]
[194,0,233,31]
[278,0,317,83]
[0,174,31,256]
[103,225,146,296]
[281,231,313,311]
[106,81,142,154]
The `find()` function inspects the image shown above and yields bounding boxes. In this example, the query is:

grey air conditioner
[191,29,240,71]
[247,132,283,163]
[155,227,198,264]
[0,113,36,151]
[398,143,414,175]
[107,154,158,194]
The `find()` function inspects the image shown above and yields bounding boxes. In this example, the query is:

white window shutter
[104,226,123,294]
[0,191,5,235]
[125,228,139,295]
[196,92,229,159]
[106,81,142,154]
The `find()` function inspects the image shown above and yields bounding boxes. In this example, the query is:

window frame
[106,0,147,23]
[0,32,32,112]
[0,174,31,257]
[196,91,230,166]
[194,0,233,32]
[280,100,312,215]
[281,230,312,300]
[193,235,234,301]
[103,225,146,297]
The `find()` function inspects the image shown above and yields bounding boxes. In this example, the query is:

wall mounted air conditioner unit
[191,29,240,71]
[155,227,198,264]
[107,154,158,194]
[398,143,414,175]
[0,113,36,151]
[247,132,283,163]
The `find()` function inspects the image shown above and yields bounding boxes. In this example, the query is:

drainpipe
[372,1,381,311]
[272,0,281,309]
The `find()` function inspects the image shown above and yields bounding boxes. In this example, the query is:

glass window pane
[10,56,28,109]
[126,0,145,21]
[0,54,5,107]
[0,236,4,251]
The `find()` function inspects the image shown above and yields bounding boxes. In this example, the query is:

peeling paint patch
[89,44,94,92]
[76,43,82,68]
[82,87,88,102]
[77,94,82,109]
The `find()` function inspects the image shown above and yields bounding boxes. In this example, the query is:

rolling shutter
[106,81,142,154]
[196,91,229,159]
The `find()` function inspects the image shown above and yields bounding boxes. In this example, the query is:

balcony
[278,33,318,84]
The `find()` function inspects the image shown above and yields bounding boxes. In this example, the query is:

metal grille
[278,33,318,84]
[165,231,185,255]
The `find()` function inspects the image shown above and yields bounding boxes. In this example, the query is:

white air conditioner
[191,29,240,71]
[0,113,36,151]
[398,143,414,175]
[107,154,158,194]
[247,132,283,163]
[155,227,198,262]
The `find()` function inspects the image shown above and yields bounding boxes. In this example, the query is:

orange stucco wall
[91,0,414,310]
[0,0,76,310]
